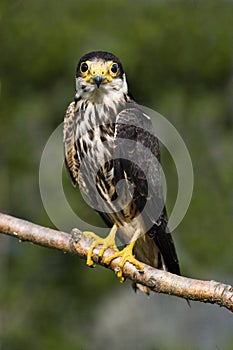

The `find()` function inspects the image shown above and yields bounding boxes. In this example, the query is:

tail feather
[153,227,181,275]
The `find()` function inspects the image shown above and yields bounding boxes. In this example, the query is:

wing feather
[114,105,180,275]
[63,101,80,186]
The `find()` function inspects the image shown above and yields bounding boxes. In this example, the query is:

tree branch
[0,212,232,312]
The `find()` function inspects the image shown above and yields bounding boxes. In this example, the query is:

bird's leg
[83,224,119,266]
[104,229,144,282]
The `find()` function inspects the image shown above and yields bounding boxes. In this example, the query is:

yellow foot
[83,224,118,267]
[104,240,144,283]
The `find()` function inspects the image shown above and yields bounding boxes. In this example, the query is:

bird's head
[75,51,128,102]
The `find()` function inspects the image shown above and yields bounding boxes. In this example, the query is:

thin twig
[0,212,232,312]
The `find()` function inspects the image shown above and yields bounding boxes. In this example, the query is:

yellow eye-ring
[110,62,118,74]
[80,62,88,73]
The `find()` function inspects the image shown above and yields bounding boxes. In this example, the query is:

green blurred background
[0,1,233,349]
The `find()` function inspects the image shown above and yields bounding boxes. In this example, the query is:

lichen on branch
[0,212,232,312]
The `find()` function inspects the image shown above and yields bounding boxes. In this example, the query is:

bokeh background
[0,1,233,349]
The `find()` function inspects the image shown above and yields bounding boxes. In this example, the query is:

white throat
[75,73,128,105]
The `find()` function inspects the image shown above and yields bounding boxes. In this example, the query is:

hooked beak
[92,75,105,88]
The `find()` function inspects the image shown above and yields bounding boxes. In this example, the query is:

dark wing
[63,101,80,186]
[113,105,180,275]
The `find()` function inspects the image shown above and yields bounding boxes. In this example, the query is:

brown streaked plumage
[64,51,180,293]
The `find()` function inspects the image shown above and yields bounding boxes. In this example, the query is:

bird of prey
[64,51,180,293]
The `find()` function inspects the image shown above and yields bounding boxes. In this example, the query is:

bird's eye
[80,62,88,73]
[110,63,118,74]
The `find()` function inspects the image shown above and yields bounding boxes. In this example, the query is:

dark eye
[80,62,88,73]
[111,63,118,74]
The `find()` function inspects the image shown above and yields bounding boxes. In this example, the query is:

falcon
[64,51,180,293]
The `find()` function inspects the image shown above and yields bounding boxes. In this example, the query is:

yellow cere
[80,60,118,84]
